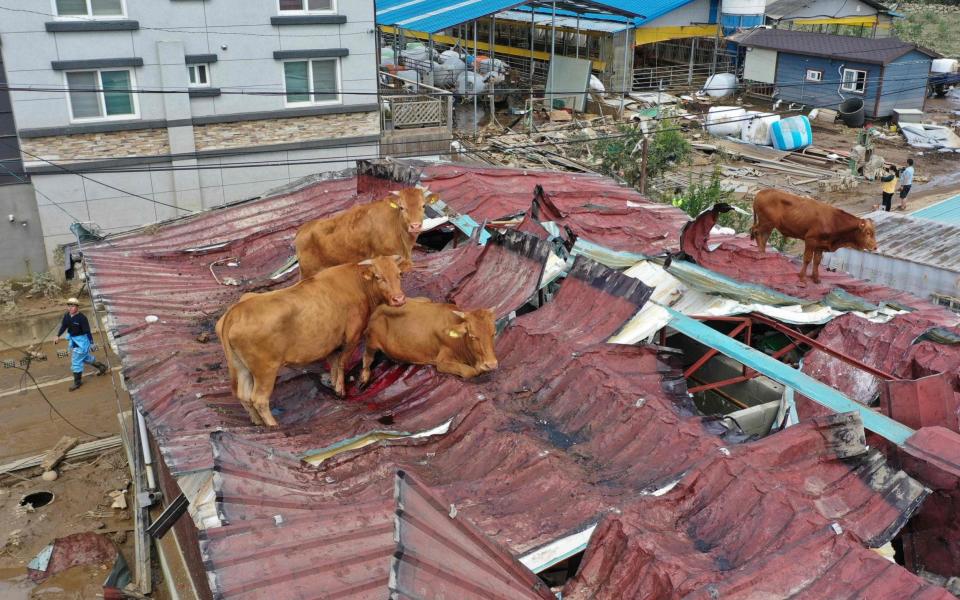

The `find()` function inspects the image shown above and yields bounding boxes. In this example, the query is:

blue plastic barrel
[771,115,813,151]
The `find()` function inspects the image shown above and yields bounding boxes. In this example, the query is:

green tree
[592,119,691,188]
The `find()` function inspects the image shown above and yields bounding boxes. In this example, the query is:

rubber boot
[92,361,108,376]
[68,372,82,391]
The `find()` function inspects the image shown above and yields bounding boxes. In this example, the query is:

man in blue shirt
[899,158,915,210]
[54,298,108,391]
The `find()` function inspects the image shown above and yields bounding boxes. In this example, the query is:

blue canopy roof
[375,0,659,34]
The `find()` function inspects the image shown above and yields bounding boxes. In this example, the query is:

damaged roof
[81,163,956,599]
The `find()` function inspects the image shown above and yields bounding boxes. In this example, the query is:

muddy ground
[0,340,129,463]
[0,446,134,600]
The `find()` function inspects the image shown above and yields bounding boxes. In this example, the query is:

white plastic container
[702,73,738,98]
[931,58,958,74]
[705,106,747,136]
[741,112,781,145]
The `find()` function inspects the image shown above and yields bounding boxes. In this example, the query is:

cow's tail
[216,311,253,402]
[749,208,759,241]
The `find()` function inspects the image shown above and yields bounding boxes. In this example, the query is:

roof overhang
[376,0,647,34]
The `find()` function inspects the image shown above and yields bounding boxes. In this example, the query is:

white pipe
[137,410,157,490]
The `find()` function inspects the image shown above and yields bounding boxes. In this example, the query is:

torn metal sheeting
[79,165,957,598]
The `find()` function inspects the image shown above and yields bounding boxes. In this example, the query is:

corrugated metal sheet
[375,0,670,33]
[824,211,960,302]
[81,166,955,598]
[377,0,529,33]
[913,193,960,226]
[844,211,960,272]
[496,10,629,32]
[391,471,555,599]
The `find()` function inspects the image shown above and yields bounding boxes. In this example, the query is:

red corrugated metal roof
[82,165,954,598]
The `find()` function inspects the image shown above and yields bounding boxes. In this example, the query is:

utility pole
[639,136,649,195]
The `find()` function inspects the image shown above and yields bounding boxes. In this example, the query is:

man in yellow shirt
[879,166,898,212]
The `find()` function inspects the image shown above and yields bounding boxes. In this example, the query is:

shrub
[592,119,691,189]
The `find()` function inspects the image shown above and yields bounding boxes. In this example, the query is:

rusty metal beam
[749,313,900,381]
[683,319,750,379]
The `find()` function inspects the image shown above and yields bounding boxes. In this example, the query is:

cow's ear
[446,328,462,339]
[452,310,466,320]
[426,193,439,204]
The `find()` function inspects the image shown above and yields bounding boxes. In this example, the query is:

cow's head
[448,308,498,372]
[857,218,878,252]
[358,255,406,307]
[386,188,433,236]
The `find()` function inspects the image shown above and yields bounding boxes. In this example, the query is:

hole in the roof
[20,491,54,509]
[377,415,395,426]
[536,550,585,590]
[664,320,811,439]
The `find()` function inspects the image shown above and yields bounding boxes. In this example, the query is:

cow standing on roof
[294,187,432,279]
[216,256,407,427]
[750,189,877,284]
[360,299,498,385]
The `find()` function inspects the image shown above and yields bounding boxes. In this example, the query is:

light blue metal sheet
[377,0,530,32]
[376,0,657,33]
[570,238,647,269]
[427,198,491,244]
[665,308,915,445]
[911,193,960,226]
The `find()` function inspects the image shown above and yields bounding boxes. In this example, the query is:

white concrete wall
[1,0,381,267]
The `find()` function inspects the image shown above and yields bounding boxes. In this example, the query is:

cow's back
[367,300,458,361]
[225,264,367,364]
[754,189,832,240]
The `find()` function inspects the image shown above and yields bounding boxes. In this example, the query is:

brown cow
[216,256,406,427]
[360,299,498,385]
[294,187,433,279]
[750,189,877,284]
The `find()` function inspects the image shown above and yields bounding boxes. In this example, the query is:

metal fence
[632,45,737,92]
[379,71,454,132]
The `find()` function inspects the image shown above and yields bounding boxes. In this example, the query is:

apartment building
[0,0,379,264]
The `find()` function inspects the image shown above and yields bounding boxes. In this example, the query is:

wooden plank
[0,435,122,475]
[40,436,79,472]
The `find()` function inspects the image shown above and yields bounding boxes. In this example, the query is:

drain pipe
[137,410,156,491]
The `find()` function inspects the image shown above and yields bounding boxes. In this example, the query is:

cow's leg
[798,244,813,283]
[250,368,280,428]
[335,336,364,397]
[811,250,823,284]
[755,228,771,254]
[327,350,342,393]
[236,367,260,426]
[435,348,483,379]
[360,343,379,387]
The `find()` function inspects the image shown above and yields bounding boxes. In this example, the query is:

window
[54,0,125,18]
[65,69,137,121]
[278,0,334,13]
[805,69,823,82]
[841,68,867,94]
[188,64,210,87]
[283,59,340,105]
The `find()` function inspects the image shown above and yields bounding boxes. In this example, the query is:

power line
[0,66,940,98]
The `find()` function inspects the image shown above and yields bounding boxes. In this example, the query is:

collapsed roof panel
[80,164,959,598]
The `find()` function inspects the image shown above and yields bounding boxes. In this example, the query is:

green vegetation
[669,168,791,251]
[592,119,691,188]
[893,3,960,57]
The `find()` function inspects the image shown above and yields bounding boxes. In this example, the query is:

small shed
[730,28,939,118]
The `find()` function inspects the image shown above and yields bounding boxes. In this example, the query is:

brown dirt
[0,447,134,600]
[0,340,130,463]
